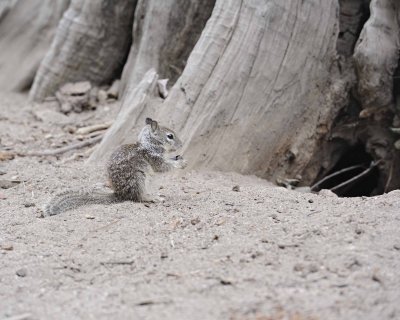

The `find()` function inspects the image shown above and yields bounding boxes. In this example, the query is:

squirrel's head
[139,118,183,152]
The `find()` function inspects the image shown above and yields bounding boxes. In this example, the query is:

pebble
[232,185,240,192]
[23,202,35,208]
[85,214,95,220]
[160,252,168,259]
[220,278,233,285]
[16,268,27,277]
[318,189,337,197]
[355,226,364,235]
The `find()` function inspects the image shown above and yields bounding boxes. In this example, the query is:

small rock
[157,79,169,99]
[220,278,233,285]
[308,199,314,203]
[16,268,27,277]
[23,202,35,208]
[318,189,337,197]
[250,251,262,259]
[355,226,364,235]
[85,214,95,220]
[215,218,226,226]
[232,185,240,192]
[191,217,200,225]
[160,252,168,259]
[1,243,13,251]
[65,126,76,134]
[393,244,400,251]
[36,209,44,218]
[107,79,120,99]
[57,81,92,113]
[372,269,383,285]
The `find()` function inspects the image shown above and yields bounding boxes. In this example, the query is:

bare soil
[0,92,399,320]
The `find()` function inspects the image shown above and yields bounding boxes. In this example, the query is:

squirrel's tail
[44,189,118,216]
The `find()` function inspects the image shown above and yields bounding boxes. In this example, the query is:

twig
[75,130,104,141]
[330,161,381,192]
[20,135,103,157]
[310,164,366,191]
[384,161,394,193]
[100,260,134,266]
[75,121,113,135]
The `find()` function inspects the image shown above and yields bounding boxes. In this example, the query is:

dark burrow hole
[313,143,380,197]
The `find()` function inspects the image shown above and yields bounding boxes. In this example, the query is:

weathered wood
[354,0,400,111]
[119,0,215,95]
[29,0,137,102]
[0,0,69,92]
[92,0,344,184]
[155,0,342,182]
[87,69,159,163]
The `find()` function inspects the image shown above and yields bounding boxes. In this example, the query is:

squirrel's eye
[167,133,174,140]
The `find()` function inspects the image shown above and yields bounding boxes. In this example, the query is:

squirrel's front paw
[174,155,187,169]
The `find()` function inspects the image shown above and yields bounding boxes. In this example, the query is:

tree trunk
[3,0,399,195]
[119,0,215,95]
[97,0,342,184]
[0,0,70,92]
[29,0,137,102]
[354,0,399,111]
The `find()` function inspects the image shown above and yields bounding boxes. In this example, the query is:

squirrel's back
[44,189,117,216]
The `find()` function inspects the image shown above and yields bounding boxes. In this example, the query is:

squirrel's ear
[145,117,158,131]
[150,120,159,132]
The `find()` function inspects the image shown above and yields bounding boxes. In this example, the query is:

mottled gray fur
[44,118,186,216]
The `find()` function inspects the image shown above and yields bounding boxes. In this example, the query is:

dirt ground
[0,92,399,320]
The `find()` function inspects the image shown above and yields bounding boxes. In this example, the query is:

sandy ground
[0,92,400,320]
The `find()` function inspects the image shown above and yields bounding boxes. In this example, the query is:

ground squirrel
[44,118,187,216]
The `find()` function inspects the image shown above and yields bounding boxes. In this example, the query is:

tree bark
[354,0,400,111]
[29,0,137,102]
[151,0,342,182]
[119,0,215,95]
[4,0,399,195]
[0,0,70,92]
